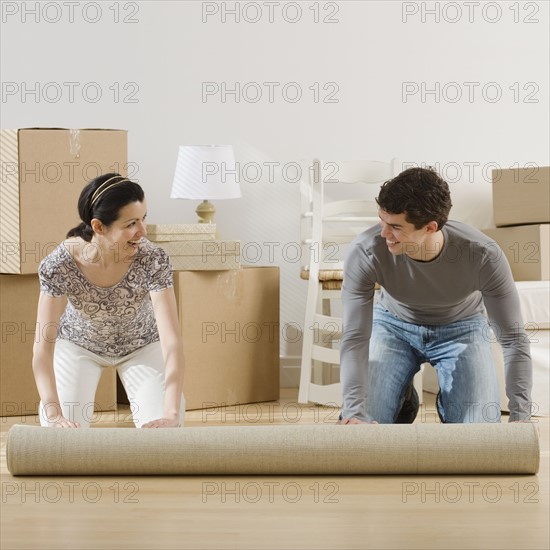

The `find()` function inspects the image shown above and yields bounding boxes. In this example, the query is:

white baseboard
[279,358,341,390]
[279,356,300,388]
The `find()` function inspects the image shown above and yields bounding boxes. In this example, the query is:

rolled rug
[6,423,539,476]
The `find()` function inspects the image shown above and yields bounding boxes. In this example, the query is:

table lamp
[170,145,241,224]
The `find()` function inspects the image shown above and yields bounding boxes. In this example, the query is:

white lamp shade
[171,145,241,200]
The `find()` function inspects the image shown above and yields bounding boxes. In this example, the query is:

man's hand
[141,416,181,428]
[336,418,378,425]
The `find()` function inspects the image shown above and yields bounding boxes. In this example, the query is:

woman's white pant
[39,339,185,428]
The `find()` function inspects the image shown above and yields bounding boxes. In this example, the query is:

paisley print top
[38,239,173,358]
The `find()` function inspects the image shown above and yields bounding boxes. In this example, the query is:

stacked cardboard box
[173,267,280,410]
[0,128,125,416]
[148,224,216,241]
[0,274,117,417]
[486,167,549,416]
[482,225,549,281]
[1,128,128,273]
[148,224,241,270]
[492,166,549,227]
[484,166,550,281]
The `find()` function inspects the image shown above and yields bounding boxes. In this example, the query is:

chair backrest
[301,158,400,271]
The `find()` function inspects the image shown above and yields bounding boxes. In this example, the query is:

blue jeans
[366,304,501,424]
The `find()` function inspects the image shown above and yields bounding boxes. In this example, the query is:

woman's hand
[49,416,80,428]
[141,416,181,428]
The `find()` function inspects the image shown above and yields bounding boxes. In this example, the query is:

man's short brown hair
[376,166,453,229]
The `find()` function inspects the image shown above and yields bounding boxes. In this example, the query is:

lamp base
[196,200,215,224]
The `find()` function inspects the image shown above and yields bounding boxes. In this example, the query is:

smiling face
[91,200,148,257]
[378,209,442,261]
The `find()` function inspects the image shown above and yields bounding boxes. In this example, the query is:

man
[339,167,532,424]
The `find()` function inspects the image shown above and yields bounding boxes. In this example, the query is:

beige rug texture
[6,423,539,476]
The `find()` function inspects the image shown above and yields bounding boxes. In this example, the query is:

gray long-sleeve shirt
[340,220,533,421]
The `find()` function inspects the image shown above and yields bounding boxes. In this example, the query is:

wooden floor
[1,389,548,550]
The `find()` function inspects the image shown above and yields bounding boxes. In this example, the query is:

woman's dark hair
[67,173,145,241]
[375,166,452,230]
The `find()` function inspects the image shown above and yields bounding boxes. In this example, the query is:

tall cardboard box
[0,128,128,273]
[173,267,280,410]
[492,166,550,227]
[0,274,117,417]
[482,225,549,281]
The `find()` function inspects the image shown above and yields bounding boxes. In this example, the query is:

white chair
[298,158,424,407]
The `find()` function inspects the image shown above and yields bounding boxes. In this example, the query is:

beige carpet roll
[6,423,539,476]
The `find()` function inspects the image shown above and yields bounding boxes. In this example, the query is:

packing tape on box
[6,423,539,476]
[69,129,81,158]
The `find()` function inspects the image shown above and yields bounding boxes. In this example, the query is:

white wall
[2,1,549,374]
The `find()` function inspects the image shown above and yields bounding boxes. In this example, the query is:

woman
[32,173,185,428]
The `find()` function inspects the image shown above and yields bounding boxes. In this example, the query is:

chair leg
[321,295,333,384]
[298,280,322,403]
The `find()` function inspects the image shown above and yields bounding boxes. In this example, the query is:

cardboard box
[147,223,216,241]
[173,267,280,410]
[482,224,549,281]
[153,239,241,270]
[0,128,128,274]
[0,274,117,417]
[492,166,550,227]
